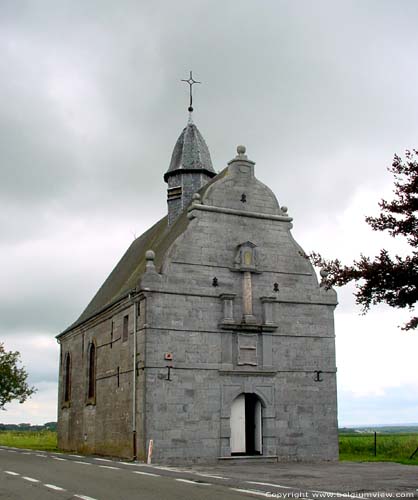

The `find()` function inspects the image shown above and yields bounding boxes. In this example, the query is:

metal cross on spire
[181,71,201,112]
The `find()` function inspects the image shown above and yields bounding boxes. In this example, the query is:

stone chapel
[57,102,339,464]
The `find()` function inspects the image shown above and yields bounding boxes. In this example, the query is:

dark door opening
[245,393,260,455]
[231,393,262,456]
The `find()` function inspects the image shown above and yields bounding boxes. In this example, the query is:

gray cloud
[339,386,418,426]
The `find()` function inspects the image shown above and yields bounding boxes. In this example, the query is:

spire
[164,72,216,225]
[164,120,215,182]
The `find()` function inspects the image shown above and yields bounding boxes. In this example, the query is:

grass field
[0,430,58,451]
[339,433,418,466]
[1,430,417,465]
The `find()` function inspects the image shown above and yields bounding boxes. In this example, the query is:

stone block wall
[141,155,338,463]
[57,301,144,459]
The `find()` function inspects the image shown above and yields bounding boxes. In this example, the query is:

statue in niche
[234,241,259,271]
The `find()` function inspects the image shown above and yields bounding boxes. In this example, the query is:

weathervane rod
[181,70,201,112]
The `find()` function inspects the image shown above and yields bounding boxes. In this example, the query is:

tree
[0,343,36,410]
[309,149,418,330]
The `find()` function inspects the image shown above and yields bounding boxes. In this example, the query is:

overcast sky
[1,0,417,426]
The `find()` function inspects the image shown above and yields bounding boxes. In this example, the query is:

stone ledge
[218,455,279,463]
[219,322,278,332]
[189,203,293,222]
[219,370,277,376]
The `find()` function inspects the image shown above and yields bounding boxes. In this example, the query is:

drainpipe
[131,295,138,461]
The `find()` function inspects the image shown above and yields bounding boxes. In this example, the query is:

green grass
[339,433,418,466]
[0,430,58,451]
[0,430,417,466]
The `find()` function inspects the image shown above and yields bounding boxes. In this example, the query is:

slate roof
[59,168,227,337]
[164,122,215,181]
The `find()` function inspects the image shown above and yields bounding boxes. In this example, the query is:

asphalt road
[1,446,417,500]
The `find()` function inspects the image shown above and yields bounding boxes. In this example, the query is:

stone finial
[236,145,247,159]
[145,250,156,271]
[146,250,155,261]
[192,193,201,204]
[228,143,255,172]
[281,206,288,214]
[319,268,329,288]
[140,248,162,289]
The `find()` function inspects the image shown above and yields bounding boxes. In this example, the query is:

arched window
[63,353,71,403]
[87,343,96,400]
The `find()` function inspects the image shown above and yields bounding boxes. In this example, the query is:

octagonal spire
[165,116,216,225]
[164,118,215,182]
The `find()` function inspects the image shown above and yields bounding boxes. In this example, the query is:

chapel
[57,80,338,463]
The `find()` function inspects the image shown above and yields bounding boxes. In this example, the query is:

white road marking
[132,471,160,477]
[74,496,98,500]
[44,484,66,491]
[7,450,17,453]
[36,453,47,458]
[175,478,211,486]
[23,476,40,483]
[94,458,112,462]
[69,454,83,458]
[4,471,20,476]
[146,465,194,474]
[53,457,67,461]
[98,465,120,470]
[74,461,91,465]
[194,472,228,480]
[22,452,32,455]
[119,462,139,466]
[146,465,183,471]
[246,481,293,489]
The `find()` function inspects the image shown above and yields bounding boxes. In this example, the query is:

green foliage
[309,150,418,330]
[339,425,418,434]
[339,433,418,465]
[0,422,57,432]
[0,343,36,410]
[0,430,57,451]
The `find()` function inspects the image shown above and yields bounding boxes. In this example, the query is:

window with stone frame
[237,333,258,366]
[87,342,96,401]
[122,315,129,342]
[63,352,71,403]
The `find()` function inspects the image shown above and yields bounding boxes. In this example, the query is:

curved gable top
[202,154,282,216]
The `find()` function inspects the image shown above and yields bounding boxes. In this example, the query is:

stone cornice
[188,203,293,222]
[137,287,338,306]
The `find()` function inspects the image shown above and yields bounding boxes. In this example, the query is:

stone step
[218,455,278,464]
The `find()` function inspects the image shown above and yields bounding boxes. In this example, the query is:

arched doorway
[230,393,262,455]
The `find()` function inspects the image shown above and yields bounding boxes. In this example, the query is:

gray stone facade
[57,139,338,464]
